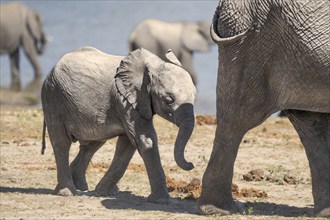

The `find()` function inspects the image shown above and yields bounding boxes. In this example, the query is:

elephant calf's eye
[164,96,175,105]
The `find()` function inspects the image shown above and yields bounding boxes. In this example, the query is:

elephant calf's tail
[41,119,46,155]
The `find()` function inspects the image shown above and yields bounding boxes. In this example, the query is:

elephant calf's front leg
[138,134,170,204]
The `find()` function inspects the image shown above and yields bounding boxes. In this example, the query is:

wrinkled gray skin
[198,0,330,217]
[41,47,196,204]
[129,19,214,84]
[0,3,47,91]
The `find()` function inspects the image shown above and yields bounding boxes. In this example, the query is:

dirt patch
[166,177,201,200]
[87,162,147,174]
[195,115,216,125]
[242,168,302,185]
[166,177,267,200]
[243,169,265,181]
[127,163,146,173]
[238,187,268,199]
[88,162,109,172]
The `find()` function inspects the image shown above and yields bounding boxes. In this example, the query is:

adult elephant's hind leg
[70,141,106,191]
[9,49,21,91]
[22,34,42,79]
[285,110,330,217]
[95,135,135,196]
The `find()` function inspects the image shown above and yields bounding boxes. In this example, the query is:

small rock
[243,169,265,181]
[284,175,298,185]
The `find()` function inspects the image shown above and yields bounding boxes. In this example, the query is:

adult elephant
[198,0,330,217]
[0,3,47,91]
[41,47,196,204]
[129,19,214,84]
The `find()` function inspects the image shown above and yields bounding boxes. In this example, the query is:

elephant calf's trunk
[174,104,195,171]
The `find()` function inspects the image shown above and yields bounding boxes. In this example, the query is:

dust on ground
[0,92,321,219]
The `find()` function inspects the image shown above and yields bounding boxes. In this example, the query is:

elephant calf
[41,47,196,204]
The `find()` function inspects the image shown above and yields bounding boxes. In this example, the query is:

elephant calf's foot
[147,192,170,204]
[197,199,245,215]
[54,184,77,196]
[72,175,88,191]
[95,185,119,197]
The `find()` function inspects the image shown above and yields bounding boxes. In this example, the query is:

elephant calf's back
[42,47,123,136]
[44,47,122,102]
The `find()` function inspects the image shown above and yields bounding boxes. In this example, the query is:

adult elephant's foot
[147,192,170,204]
[197,197,245,215]
[10,80,21,92]
[315,207,330,217]
[95,184,119,196]
[54,184,77,196]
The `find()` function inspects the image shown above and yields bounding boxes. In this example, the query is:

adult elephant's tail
[128,39,139,52]
[41,118,46,155]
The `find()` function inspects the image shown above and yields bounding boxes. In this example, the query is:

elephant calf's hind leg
[95,136,136,196]
[51,137,76,196]
[70,141,106,191]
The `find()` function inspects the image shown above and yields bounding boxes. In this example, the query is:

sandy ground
[0,91,324,219]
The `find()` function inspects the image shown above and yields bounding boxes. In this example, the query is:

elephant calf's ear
[165,49,182,66]
[115,49,153,120]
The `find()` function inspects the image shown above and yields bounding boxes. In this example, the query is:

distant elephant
[0,3,47,91]
[129,19,214,84]
[41,47,196,204]
[198,0,330,217]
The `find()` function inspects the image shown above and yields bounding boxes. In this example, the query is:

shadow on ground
[0,186,53,195]
[245,201,313,217]
[101,191,199,215]
[0,186,313,217]
[102,193,313,217]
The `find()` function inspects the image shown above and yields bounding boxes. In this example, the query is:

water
[0,0,219,114]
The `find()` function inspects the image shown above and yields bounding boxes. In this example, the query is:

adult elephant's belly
[283,65,330,113]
